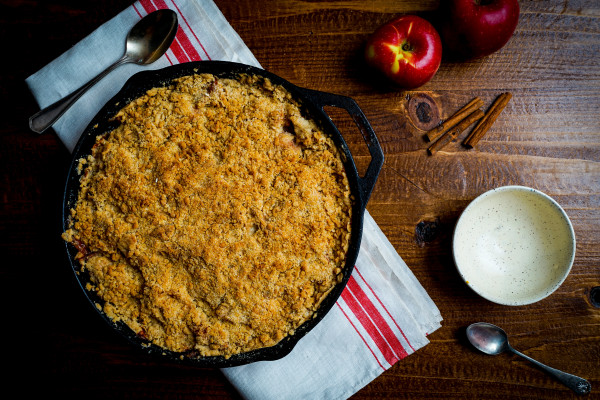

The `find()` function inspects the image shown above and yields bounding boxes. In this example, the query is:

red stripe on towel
[133,3,144,18]
[336,303,385,371]
[153,0,202,61]
[341,287,398,366]
[169,0,211,60]
[347,275,409,360]
[354,266,415,352]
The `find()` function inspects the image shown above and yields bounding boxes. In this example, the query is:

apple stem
[402,43,412,52]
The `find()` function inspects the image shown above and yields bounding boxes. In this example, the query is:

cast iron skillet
[63,60,384,367]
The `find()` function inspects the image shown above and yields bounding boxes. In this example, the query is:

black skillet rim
[62,60,376,367]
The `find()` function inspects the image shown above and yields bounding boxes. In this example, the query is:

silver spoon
[466,322,591,395]
[29,9,178,134]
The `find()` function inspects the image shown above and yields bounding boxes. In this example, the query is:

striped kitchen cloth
[26,1,442,399]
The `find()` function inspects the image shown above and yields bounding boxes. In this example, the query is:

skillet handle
[296,87,384,205]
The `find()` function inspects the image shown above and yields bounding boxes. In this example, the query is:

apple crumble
[62,73,352,358]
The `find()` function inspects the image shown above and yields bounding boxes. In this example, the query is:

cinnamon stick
[428,109,485,155]
[463,92,512,148]
[425,97,484,142]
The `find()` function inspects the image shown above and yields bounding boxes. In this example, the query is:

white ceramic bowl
[452,186,576,306]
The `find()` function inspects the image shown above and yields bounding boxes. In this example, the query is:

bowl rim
[452,185,576,306]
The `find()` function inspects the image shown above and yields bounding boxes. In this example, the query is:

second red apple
[440,0,520,60]
[365,15,442,89]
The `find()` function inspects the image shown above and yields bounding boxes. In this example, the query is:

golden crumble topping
[62,73,352,358]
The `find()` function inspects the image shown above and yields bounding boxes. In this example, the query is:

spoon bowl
[29,9,178,134]
[125,9,178,64]
[466,322,591,395]
[466,322,509,356]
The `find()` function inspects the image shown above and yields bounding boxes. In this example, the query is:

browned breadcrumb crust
[62,73,352,358]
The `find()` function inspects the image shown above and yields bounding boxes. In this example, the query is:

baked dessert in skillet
[62,73,352,358]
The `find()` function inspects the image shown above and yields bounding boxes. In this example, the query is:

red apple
[364,15,442,89]
[440,0,520,60]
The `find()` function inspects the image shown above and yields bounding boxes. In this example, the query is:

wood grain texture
[2,0,598,399]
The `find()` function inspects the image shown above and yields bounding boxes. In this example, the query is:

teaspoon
[466,322,591,395]
[29,9,178,134]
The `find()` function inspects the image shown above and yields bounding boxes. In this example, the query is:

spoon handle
[510,346,591,395]
[29,55,130,134]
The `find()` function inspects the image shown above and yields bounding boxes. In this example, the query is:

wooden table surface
[3,0,599,398]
